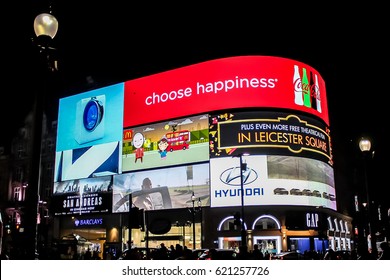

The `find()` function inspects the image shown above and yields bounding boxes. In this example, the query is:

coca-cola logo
[293,76,320,100]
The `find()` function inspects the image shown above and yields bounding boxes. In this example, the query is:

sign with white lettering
[123,56,329,127]
[74,218,104,227]
[51,192,112,216]
[306,213,319,228]
[209,111,332,165]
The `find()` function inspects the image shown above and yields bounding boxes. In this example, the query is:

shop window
[221,218,238,231]
[290,238,310,253]
[217,216,245,231]
[253,215,280,230]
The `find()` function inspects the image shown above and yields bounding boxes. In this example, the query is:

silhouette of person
[154,243,169,259]
[84,247,92,260]
[252,244,264,259]
[323,248,337,260]
[378,241,390,260]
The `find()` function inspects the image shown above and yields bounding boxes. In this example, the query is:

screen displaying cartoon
[122,114,209,172]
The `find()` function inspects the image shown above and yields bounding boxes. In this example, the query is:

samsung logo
[219,166,258,186]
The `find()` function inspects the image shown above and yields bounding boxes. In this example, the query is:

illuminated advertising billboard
[209,111,333,165]
[123,56,328,128]
[112,163,210,213]
[122,114,209,172]
[55,83,124,182]
[51,176,113,215]
[54,55,334,213]
[210,155,336,210]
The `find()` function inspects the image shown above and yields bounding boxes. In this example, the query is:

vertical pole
[363,156,377,258]
[240,155,246,248]
[199,204,203,249]
[24,49,46,259]
[192,197,196,249]
[182,224,185,247]
[145,210,149,259]
[127,193,132,250]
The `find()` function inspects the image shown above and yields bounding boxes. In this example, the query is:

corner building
[52,56,352,258]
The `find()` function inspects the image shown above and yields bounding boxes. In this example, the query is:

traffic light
[234,212,241,226]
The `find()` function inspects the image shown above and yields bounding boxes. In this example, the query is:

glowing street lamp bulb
[34,13,59,39]
[359,138,371,152]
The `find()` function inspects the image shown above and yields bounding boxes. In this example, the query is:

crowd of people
[2,241,389,260]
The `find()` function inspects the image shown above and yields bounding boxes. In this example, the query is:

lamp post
[233,153,249,250]
[359,137,377,258]
[190,192,201,249]
[23,11,58,259]
[239,154,246,249]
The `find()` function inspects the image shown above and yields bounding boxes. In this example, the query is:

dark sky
[2,2,388,210]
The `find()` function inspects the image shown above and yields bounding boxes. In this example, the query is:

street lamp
[359,137,377,257]
[233,153,249,250]
[190,192,201,249]
[23,11,58,259]
[33,12,59,72]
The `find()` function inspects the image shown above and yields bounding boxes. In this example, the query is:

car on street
[271,251,305,260]
[175,248,208,260]
[198,249,238,260]
[118,247,158,260]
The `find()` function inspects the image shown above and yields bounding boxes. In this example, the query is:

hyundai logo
[219,166,258,186]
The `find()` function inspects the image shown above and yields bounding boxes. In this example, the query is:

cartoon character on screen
[132,132,145,163]
[158,136,169,160]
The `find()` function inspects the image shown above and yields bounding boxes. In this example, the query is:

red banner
[124,56,328,127]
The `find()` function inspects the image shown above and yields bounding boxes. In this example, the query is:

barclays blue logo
[74,218,103,227]
[219,165,258,186]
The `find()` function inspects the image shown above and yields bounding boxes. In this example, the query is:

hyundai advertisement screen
[210,155,336,210]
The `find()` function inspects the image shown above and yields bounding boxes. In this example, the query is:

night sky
[2,2,388,211]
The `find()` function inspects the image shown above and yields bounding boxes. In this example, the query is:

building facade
[2,56,366,259]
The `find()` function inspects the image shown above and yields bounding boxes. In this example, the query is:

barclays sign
[74,218,103,227]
